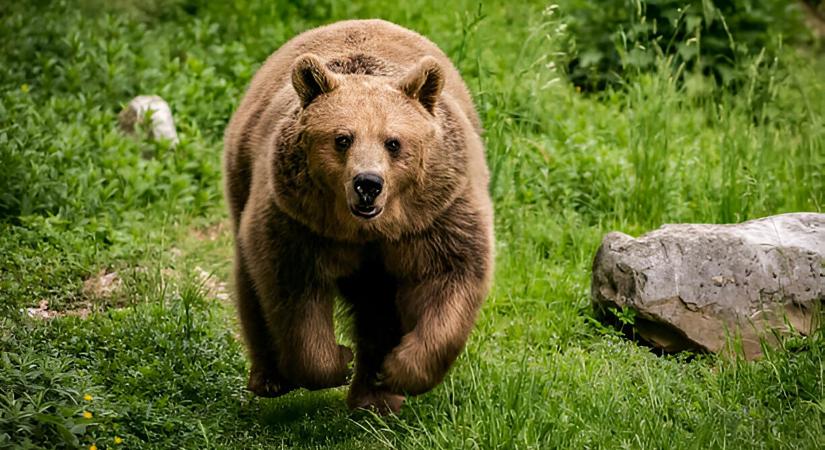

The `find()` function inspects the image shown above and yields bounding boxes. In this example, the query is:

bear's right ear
[291,54,339,108]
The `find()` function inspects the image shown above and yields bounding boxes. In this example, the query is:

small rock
[118,95,179,145]
[591,213,825,359]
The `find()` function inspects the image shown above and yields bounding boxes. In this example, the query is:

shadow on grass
[248,388,382,448]
[259,389,344,423]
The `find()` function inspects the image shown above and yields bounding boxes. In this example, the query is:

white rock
[591,213,825,359]
[118,95,179,145]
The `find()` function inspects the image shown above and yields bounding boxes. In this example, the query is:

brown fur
[223,19,493,414]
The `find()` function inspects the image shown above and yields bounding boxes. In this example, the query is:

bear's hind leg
[339,264,405,414]
[274,291,353,391]
[234,252,295,398]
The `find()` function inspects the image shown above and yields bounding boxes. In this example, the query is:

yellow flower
[21,84,29,93]
[114,436,123,445]
[82,411,93,419]
[89,445,97,450]
[84,394,93,402]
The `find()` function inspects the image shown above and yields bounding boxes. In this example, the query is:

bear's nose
[353,172,384,205]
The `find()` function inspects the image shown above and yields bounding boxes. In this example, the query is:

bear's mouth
[350,204,383,220]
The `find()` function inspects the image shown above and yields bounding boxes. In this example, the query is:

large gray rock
[592,213,825,359]
[118,95,179,146]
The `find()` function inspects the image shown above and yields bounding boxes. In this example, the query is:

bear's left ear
[397,56,444,114]
[292,53,339,108]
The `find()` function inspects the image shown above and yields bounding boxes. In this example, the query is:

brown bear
[223,19,494,414]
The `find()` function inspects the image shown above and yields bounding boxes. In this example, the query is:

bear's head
[270,53,468,241]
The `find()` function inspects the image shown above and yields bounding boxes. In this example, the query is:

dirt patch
[801,0,825,37]
[26,299,92,320]
[25,264,231,321]
[193,221,228,242]
[195,266,230,302]
[83,270,122,299]
[25,270,124,320]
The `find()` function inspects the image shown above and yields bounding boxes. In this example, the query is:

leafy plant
[564,0,811,91]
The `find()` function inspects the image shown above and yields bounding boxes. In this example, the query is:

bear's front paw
[247,366,296,398]
[347,383,405,415]
[380,340,435,395]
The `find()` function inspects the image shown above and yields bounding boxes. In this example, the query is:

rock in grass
[118,95,179,145]
[591,213,825,359]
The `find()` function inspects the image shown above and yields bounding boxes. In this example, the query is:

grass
[1,0,824,448]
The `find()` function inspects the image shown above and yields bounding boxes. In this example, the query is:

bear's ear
[397,56,444,114]
[291,54,339,108]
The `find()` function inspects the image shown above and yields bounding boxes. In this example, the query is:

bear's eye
[384,138,401,155]
[334,135,352,151]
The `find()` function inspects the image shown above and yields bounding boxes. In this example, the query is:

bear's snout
[349,172,384,220]
[353,173,383,204]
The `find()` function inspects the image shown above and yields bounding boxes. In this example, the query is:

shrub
[564,0,811,91]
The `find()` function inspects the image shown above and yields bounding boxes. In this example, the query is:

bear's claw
[247,369,296,398]
[347,386,405,415]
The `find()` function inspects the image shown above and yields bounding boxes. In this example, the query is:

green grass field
[2,1,824,448]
